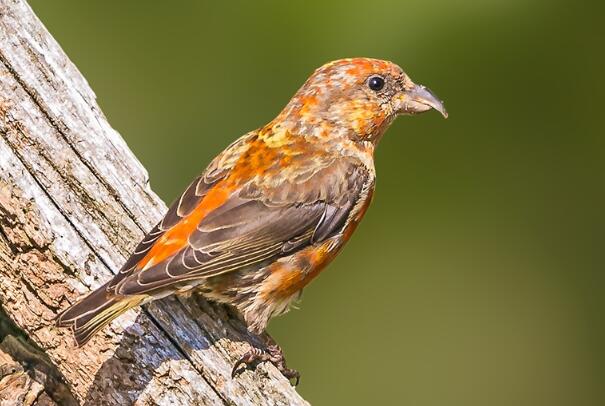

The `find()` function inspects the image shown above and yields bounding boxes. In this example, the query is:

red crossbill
[57,57,447,383]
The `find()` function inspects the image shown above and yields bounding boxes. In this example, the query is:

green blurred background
[29,1,604,405]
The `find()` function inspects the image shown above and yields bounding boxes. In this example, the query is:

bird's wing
[106,132,255,291]
[111,156,371,296]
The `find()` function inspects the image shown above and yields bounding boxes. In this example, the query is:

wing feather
[111,150,371,296]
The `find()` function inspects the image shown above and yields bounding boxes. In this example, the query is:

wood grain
[0,1,308,404]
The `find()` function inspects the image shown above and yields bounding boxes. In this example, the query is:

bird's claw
[231,347,264,378]
[232,344,300,386]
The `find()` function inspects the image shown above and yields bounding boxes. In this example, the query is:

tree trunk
[0,0,309,404]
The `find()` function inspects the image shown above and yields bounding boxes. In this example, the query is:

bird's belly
[201,191,373,333]
[259,239,338,301]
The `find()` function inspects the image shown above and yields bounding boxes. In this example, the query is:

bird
[56,57,447,383]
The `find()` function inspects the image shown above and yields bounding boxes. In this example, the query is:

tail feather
[56,283,145,346]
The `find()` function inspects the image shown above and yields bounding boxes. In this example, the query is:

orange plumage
[56,58,447,382]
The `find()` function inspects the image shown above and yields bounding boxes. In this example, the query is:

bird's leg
[264,341,300,385]
[231,335,300,385]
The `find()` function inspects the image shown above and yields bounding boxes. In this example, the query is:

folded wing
[113,159,370,296]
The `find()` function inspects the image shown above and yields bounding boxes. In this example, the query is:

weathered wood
[0,345,54,406]
[0,335,63,406]
[0,0,309,404]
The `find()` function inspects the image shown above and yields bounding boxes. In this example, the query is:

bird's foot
[232,344,300,385]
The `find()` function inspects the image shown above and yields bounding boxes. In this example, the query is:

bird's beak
[396,84,448,118]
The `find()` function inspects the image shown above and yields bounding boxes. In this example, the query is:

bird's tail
[56,283,145,346]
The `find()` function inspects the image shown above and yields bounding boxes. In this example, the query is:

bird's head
[276,58,447,143]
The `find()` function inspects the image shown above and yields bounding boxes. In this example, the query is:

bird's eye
[368,76,385,91]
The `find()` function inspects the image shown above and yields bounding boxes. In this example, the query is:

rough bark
[0,0,309,405]
[0,345,53,406]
